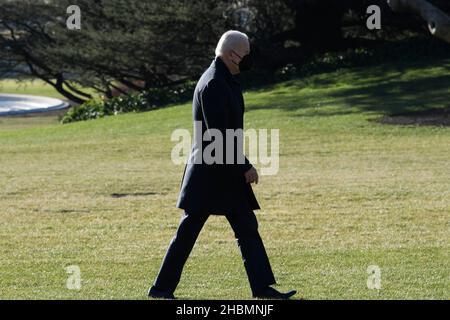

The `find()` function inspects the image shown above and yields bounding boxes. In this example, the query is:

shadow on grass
[330,74,450,116]
[111,192,158,198]
[246,58,450,123]
[374,106,450,127]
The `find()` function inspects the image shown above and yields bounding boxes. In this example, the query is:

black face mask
[232,50,253,72]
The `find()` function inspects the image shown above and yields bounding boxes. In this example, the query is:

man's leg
[152,211,209,294]
[226,211,276,296]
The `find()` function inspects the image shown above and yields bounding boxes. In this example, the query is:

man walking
[149,30,296,300]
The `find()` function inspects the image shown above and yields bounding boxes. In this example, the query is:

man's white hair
[215,30,249,57]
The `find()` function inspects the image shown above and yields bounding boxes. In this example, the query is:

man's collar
[213,57,240,84]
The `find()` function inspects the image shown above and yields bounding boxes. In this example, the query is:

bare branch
[387,0,450,43]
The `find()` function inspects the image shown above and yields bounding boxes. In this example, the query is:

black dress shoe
[148,286,176,300]
[253,286,297,300]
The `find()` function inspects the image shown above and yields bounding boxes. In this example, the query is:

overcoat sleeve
[200,79,227,134]
[200,79,253,174]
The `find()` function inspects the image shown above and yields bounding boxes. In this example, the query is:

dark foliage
[1,0,449,105]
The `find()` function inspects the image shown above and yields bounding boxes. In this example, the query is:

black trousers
[152,210,276,295]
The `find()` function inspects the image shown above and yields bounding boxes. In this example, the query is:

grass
[0,79,67,99]
[0,58,449,300]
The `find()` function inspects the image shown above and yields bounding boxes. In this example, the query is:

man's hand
[244,167,259,185]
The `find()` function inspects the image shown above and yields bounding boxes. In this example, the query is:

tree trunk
[387,0,450,43]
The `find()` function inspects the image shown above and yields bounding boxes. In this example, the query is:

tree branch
[387,0,450,43]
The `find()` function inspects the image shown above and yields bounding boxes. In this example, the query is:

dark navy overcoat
[176,57,260,215]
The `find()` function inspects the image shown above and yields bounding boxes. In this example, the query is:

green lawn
[0,58,449,299]
[0,79,67,99]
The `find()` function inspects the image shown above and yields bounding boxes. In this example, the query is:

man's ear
[228,51,236,65]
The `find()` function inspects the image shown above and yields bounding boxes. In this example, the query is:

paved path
[0,94,69,116]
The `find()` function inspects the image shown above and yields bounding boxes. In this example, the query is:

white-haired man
[148,30,296,300]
